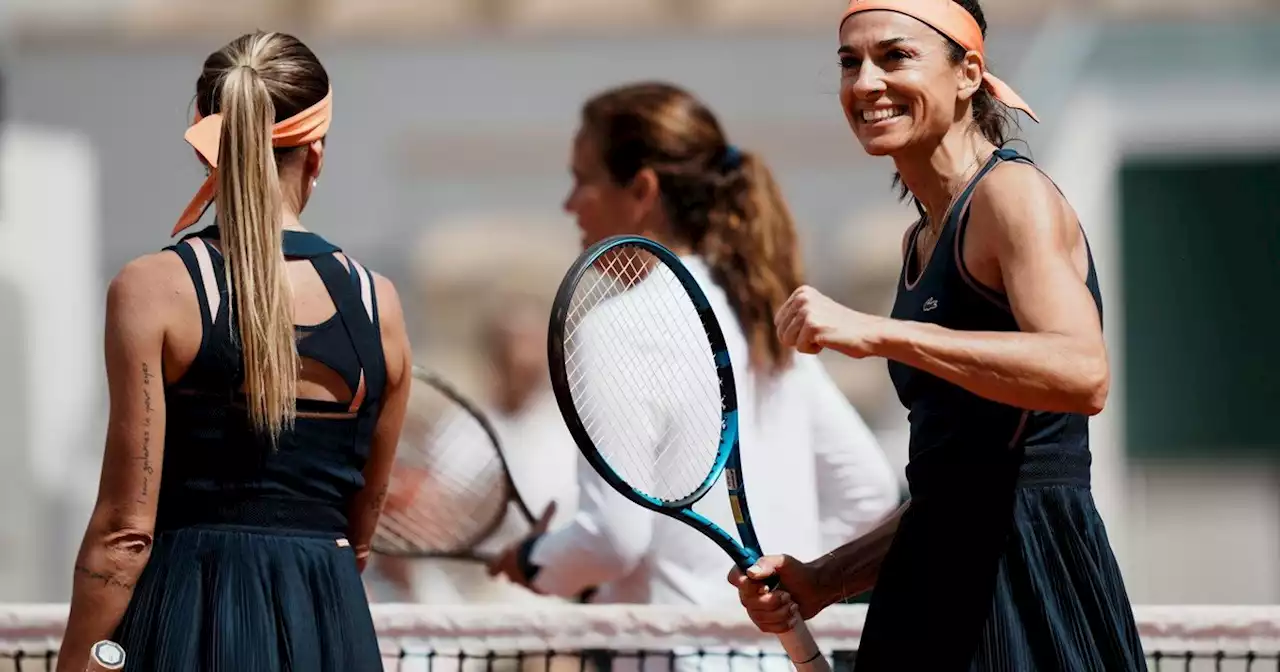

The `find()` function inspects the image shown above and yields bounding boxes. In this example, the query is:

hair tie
[722,144,743,171]
[173,86,334,236]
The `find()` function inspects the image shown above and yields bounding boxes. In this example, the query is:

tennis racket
[371,366,544,563]
[547,235,830,672]
[85,640,125,671]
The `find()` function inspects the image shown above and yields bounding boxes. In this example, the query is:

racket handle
[86,640,126,671]
[756,569,829,669]
[776,621,831,672]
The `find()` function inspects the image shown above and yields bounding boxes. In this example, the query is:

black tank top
[887,148,1103,500]
[155,225,386,535]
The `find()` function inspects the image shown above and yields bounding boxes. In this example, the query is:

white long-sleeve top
[528,256,899,606]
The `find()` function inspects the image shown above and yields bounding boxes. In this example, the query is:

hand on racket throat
[486,501,558,590]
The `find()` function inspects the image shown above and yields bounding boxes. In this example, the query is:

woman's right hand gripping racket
[547,235,831,672]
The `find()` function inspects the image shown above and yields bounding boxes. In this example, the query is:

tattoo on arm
[74,564,135,591]
[370,484,389,513]
[136,363,156,505]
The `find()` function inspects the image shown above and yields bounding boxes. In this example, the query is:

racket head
[548,236,761,567]
[371,366,534,560]
[549,240,828,671]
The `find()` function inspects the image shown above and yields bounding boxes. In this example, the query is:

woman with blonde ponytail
[58,32,412,672]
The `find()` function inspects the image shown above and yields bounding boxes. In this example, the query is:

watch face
[91,640,126,669]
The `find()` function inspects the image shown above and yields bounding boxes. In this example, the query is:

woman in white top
[488,81,899,607]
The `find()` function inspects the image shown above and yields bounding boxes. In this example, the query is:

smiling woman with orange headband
[726,0,1146,669]
[56,32,412,672]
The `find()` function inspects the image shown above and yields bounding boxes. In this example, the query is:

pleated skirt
[854,485,1147,672]
[114,526,383,672]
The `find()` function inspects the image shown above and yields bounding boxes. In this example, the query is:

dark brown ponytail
[700,149,802,375]
[582,82,803,375]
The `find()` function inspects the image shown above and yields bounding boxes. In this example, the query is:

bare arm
[792,166,1107,415]
[809,500,907,607]
[728,501,909,630]
[57,258,169,671]
[347,274,411,573]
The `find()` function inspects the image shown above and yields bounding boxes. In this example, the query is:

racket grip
[755,568,829,669]
[776,622,831,672]
[86,640,126,671]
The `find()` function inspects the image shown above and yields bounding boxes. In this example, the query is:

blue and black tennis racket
[547,235,830,672]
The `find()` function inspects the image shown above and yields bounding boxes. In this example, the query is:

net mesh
[4,604,1279,672]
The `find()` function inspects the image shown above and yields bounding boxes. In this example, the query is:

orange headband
[173,87,334,236]
[841,0,1037,123]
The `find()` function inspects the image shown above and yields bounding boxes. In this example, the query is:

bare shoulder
[339,254,404,330]
[371,272,404,326]
[107,251,190,322]
[968,160,1079,248]
[370,271,410,383]
[373,271,401,316]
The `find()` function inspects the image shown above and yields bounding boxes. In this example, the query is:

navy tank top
[156,224,386,535]
[887,148,1103,500]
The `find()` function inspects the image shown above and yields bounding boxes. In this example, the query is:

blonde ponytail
[216,63,298,440]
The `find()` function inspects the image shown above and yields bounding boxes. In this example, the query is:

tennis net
[3,604,1279,671]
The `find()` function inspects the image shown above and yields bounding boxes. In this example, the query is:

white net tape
[4,604,1280,671]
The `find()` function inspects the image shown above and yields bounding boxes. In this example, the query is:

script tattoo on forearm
[370,484,389,513]
[74,564,134,591]
[136,363,156,505]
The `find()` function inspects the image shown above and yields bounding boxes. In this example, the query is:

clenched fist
[774,286,888,359]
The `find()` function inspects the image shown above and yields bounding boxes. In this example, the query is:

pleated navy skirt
[113,526,383,671]
[970,486,1146,671]
[855,483,1147,672]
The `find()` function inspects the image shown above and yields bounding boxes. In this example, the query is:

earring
[312,178,318,189]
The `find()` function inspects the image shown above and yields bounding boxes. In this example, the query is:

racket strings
[381,432,501,543]
[567,253,687,476]
[374,379,512,555]
[563,247,724,503]
[566,259,682,470]
[596,268,718,484]
[565,254,671,463]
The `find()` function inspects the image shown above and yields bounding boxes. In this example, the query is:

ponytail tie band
[722,144,743,171]
[173,87,334,236]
